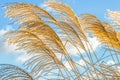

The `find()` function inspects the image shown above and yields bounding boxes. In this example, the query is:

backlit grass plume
[79,14,120,51]
[2,1,120,80]
[108,10,120,26]
[5,2,82,79]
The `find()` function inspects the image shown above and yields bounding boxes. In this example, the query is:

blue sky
[0,0,120,70]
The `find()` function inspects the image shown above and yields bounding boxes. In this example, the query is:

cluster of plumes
[79,14,120,51]
[1,1,120,80]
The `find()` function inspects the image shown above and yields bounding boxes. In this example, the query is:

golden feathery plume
[108,10,120,26]
[5,3,56,24]
[5,3,81,79]
[79,14,120,51]
[5,29,65,79]
[47,1,87,41]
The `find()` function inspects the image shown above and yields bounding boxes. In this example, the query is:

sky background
[0,0,120,68]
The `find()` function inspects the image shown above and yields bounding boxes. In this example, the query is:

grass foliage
[1,1,120,80]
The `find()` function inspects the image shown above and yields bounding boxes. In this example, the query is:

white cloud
[106,60,115,65]
[3,41,17,53]
[0,25,13,36]
[63,58,88,71]
[40,4,53,12]
[2,41,24,54]
[61,37,100,71]
[77,59,86,66]
[117,66,120,73]
[0,25,23,54]
[88,37,100,51]
[65,42,79,55]
[17,54,32,62]
[40,0,58,12]
[0,29,7,36]
[65,37,100,55]
[63,61,72,70]
[43,0,58,3]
